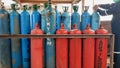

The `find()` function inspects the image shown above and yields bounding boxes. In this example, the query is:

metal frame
[0,34,114,68]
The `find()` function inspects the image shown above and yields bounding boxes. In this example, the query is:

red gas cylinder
[70,24,82,68]
[83,24,95,68]
[95,24,108,68]
[31,23,44,68]
[56,23,68,68]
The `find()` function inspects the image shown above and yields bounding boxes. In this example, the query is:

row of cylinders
[0,2,101,68]
[31,23,108,68]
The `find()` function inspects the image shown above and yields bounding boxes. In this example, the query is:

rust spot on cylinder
[12,59,16,64]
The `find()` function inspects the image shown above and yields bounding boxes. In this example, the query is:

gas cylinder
[61,6,71,31]
[44,0,56,68]
[91,11,100,30]
[41,2,48,31]
[83,24,95,68]
[95,24,108,68]
[56,23,68,68]
[41,2,49,68]
[71,5,80,30]
[10,4,22,68]
[20,5,30,68]
[81,6,91,31]
[55,6,61,30]
[0,2,11,68]
[32,4,41,29]
[70,24,82,68]
[31,23,44,68]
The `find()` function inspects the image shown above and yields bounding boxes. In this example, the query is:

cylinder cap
[60,23,64,29]
[73,5,78,12]
[99,23,104,29]
[33,4,38,10]
[35,23,39,29]
[23,5,28,10]
[73,24,77,29]
[86,24,91,29]
[11,4,16,10]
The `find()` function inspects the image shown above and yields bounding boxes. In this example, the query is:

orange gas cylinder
[56,23,68,68]
[95,24,108,68]
[70,24,82,68]
[31,23,44,68]
[83,24,95,68]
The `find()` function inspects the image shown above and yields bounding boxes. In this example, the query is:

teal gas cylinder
[71,5,80,30]
[20,5,30,68]
[81,6,91,31]
[0,2,11,68]
[32,4,41,29]
[55,6,61,30]
[61,6,71,31]
[10,4,22,68]
[44,0,56,68]
[91,11,100,30]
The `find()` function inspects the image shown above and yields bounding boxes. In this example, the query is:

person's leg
[114,35,120,68]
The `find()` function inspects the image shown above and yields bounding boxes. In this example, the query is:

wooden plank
[16,0,81,4]
[110,34,115,68]
[0,34,113,38]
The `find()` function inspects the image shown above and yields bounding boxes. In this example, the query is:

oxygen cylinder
[95,24,108,68]
[41,2,49,68]
[31,23,44,68]
[61,6,71,31]
[71,6,80,30]
[44,0,56,68]
[0,2,11,68]
[20,5,30,68]
[41,2,49,31]
[81,6,91,31]
[32,4,41,29]
[83,24,95,68]
[70,24,82,68]
[56,23,68,68]
[55,6,61,30]
[91,11,100,30]
[10,4,22,68]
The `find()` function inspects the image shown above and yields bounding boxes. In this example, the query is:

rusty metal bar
[0,34,113,38]
[110,34,115,68]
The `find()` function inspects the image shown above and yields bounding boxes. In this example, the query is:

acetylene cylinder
[95,24,108,68]
[55,6,61,30]
[83,24,95,68]
[32,4,41,29]
[91,11,100,30]
[56,23,68,68]
[61,6,71,31]
[71,6,80,30]
[44,1,56,68]
[10,4,22,68]
[20,5,30,68]
[81,6,91,31]
[0,2,11,68]
[70,24,82,68]
[31,23,44,68]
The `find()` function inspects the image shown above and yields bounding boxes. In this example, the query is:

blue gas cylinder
[10,4,22,68]
[41,2,49,31]
[91,11,100,30]
[55,6,61,30]
[44,1,56,68]
[0,2,11,68]
[61,6,71,31]
[20,5,30,68]
[81,6,91,30]
[32,4,41,29]
[71,5,80,30]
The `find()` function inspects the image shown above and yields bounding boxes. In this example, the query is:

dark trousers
[114,35,120,68]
